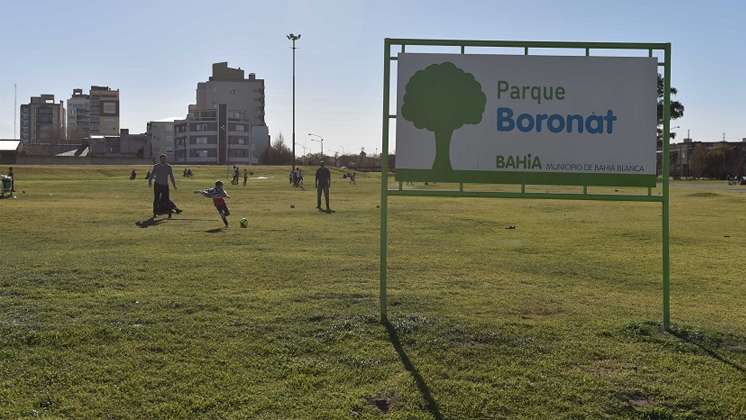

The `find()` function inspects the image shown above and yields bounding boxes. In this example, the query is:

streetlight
[287,33,301,171]
[332,147,345,167]
[308,132,325,156]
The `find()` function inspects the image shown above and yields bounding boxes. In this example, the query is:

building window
[190,136,214,145]
[101,101,118,116]
[229,136,248,145]
[190,149,216,158]
[189,122,216,132]
[229,149,249,157]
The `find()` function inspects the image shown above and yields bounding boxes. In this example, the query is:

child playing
[195,180,231,227]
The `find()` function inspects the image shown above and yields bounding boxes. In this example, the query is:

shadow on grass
[205,227,226,233]
[625,321,746,375]
[383,319,444,420]
[135,218,164,228]
[669,329,746,374]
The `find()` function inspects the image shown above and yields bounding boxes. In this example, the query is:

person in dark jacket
[315,161,332,212]
[148,154,182,219]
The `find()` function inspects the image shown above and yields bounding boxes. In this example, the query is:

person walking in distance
[243,169,248,186]
[148,154,182,219]
[232,165,240,185]
[315,161,332,212]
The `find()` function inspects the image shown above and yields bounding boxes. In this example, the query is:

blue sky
[0,0,744,153]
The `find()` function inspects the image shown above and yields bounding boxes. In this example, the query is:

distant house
[669,138,746,179]
[0,140,22,164]
[87,129,150,159]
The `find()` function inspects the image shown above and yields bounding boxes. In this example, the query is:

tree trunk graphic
[400,62,486,178]
[433,130,453,174]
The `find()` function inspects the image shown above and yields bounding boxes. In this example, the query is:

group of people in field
[289,167,304,188]
[230,165,249,186]
[143,154,337,228]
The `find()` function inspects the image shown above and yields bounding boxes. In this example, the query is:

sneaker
[175,208,183,214]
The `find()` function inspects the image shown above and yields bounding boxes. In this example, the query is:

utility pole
[287,33,301,171]
[13,83,17,139]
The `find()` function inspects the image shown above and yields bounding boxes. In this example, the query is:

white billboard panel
[395,53,657,186]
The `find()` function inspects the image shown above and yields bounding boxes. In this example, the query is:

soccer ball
[240,218,248,228]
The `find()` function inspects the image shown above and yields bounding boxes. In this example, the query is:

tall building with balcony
[20,94,66,144]
[67,86,120,140]
[174,62,270,164]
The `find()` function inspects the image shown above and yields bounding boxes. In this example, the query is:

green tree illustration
[401,62,486,174]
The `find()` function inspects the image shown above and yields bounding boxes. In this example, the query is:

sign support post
[662,45,672,330]
[379,39,392,322]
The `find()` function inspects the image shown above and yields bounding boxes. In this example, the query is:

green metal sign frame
[379,38,672,330]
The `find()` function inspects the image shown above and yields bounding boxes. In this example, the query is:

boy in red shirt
[196,180,231,227]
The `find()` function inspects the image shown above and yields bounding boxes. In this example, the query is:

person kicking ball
[195,180,231,227]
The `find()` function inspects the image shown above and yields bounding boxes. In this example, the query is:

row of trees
[677,144,745,179]
[260,133,383,168]
[259,133,294,164]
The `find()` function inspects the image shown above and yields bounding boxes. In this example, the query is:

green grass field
[1,165,745,418]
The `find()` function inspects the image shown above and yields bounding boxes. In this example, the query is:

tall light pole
[287,33,301,171]
[13,83,17,139]
[308,132,325,156]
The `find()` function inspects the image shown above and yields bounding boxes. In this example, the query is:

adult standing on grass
[232,165,240,185]
[148,154,182,219]
[315,161,332,212]
[7,167,15,192]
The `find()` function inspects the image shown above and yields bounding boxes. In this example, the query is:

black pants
[153,183,173,215]
[316,184,330,209]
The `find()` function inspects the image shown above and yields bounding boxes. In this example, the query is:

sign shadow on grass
[669,329,746,374]
[383,319,444,419]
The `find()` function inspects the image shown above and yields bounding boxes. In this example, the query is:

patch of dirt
[367,394,398,413]
[616,390,656,410]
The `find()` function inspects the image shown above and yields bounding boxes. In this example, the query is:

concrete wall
[16,156,154,165]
